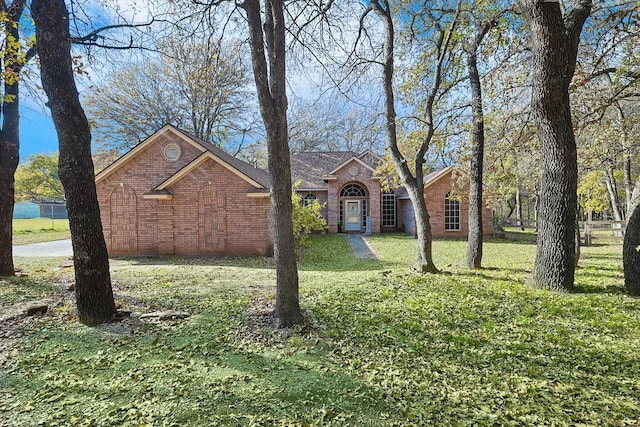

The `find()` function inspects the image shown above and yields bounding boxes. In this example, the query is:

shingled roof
[95,125,271,192]
[290,151,381,190]
[178,128,271,189]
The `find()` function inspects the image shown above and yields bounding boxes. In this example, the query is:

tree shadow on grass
[572,282,626,295]
[111,255,275,270]
[5,313,394,426]
[449,269,528,287]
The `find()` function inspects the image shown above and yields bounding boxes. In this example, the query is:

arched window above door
[340,183,366,198]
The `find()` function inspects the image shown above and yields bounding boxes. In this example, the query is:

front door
[345,200,361,231]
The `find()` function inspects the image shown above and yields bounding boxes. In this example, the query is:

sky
[19,107,59,159]
[15,0,156,162]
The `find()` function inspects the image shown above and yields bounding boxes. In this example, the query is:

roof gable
[95,125,270,190]
[290,151,356,190]
[154,152,266,190]
[423,166,455,190]
[95,125,206,184]
[395,166,455,199]
[327,156,377,176]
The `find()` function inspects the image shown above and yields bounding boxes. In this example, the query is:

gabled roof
[290,150,384,190]
[396,166,455,199]
[423,166,455,190]
[326,155,376,176]
[290,151,356,190]
[95,125,270,190]
[179,128,270,189]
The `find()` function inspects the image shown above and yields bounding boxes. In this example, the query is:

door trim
[345,200,361,231]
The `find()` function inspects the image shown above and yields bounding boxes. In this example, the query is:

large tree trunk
[521,0,591,292]
[241,0,302,327]
[407,182,438,273]
[464,23,490,269]
[0,76,19,277]
[623,204,640,295]
[0,0,27,277]
[33,0,116,325]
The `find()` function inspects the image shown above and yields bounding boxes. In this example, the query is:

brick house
[291,153,493,237]
[95,125,492,256]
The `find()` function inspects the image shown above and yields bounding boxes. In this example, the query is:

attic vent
[163,143,182,161]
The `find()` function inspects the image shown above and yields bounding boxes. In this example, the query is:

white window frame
[444,192,461,231]
[382,192,396,227]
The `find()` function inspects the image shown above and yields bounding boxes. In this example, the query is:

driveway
[13,239,73,257]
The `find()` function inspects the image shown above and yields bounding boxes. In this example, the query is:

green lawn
[12,218,70,245]
[1,235,638,426]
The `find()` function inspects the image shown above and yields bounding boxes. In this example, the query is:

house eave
[155,152,265,191]
[295,187,328,192]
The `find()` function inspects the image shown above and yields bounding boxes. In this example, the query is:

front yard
[1,235,639,426]
[12,218,70,245]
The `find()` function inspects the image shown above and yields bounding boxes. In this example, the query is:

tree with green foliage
[572,2,639,220]
[239,0,303,327]
[365,0,461,273]
[462,4,498,269]
[14,153,64,202]
[33,0,116,325]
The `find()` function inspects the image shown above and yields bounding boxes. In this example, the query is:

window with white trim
[444,192,460,231]
[382,192,396,227]
[340,183,366,197]
[163,143,182,161]
[303,193,317,206]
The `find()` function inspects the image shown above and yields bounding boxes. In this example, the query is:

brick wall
[326,159,382,233]
[397,171,493,237]
[425,173,493,237]
[96,132,272,256]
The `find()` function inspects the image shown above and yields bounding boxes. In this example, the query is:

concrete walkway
[13,239,73,257]
[345,234,378,260]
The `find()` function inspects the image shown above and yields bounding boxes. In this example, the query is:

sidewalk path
[346,234,378,260]
[13,239,73,257]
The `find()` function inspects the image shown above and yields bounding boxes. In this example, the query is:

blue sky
[19,106,59,160]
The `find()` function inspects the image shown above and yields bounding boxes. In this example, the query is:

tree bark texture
[0,0,26,277]
[464,31,488,269]
[627,178,640,223]
[623,204,640,295]
[521,0,591,292]
[241,0,302,327]
[33,0,116,325]
[371,0,449,273]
